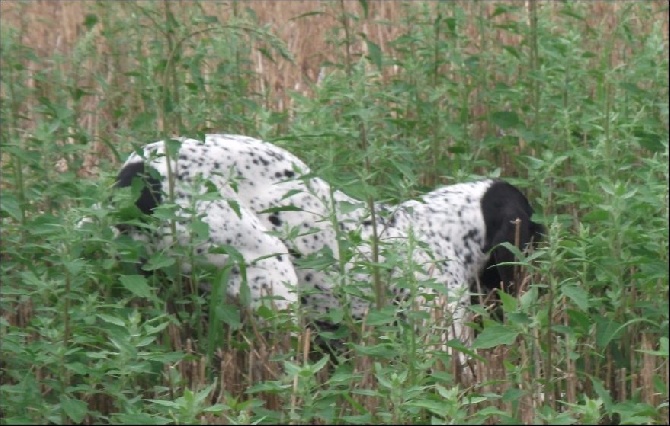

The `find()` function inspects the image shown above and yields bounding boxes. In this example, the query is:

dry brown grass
[3,1,666,91]
[2,1,667,176]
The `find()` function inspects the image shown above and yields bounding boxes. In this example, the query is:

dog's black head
[114,161,163,215]
[111,160,163,233]
[477,179,545,296]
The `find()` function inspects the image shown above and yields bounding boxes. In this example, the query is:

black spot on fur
[268,212,282,227]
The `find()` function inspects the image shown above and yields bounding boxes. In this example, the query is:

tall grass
[1,1,668,424]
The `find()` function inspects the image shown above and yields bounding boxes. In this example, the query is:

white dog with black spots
[107,134,544,361]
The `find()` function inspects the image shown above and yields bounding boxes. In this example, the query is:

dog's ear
[479,181,544,294]
[115,161,163,215]
[480,214,528,293]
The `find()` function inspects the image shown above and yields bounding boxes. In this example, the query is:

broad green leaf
[83,13,99,30]
[60,395,88,424]
[227,199,242,219]
[498,290,518,313]
[0,193,22,221]
[142,253,175,271]
[590,377,613,411]
[96,313,127,327]
[407,400,448,417]
[365,39,383,70]
[119,275,153,299]
[472,324,520,349]
[490,111,521,129]
[595,317,623,348]
[561,284,590,311]
[216,304,241,329]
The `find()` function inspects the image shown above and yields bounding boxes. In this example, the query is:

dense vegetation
[1,1,668,424]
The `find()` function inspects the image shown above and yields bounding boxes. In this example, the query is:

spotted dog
[113,134,544,349]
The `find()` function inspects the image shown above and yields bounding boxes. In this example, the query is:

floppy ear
[115,161,163,215]
[480,212,533,294]
[478,180,544,295]
[112,161,164,238]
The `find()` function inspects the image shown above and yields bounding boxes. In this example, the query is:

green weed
[1,1,667,424]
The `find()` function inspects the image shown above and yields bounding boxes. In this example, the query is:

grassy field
[1,1,668,424]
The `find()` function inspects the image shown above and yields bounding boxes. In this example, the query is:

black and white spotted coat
[113,134,544,347]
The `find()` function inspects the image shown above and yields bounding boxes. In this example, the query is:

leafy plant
[1,1,667,424]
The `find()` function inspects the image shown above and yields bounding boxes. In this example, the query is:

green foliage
[1,1,668,425]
